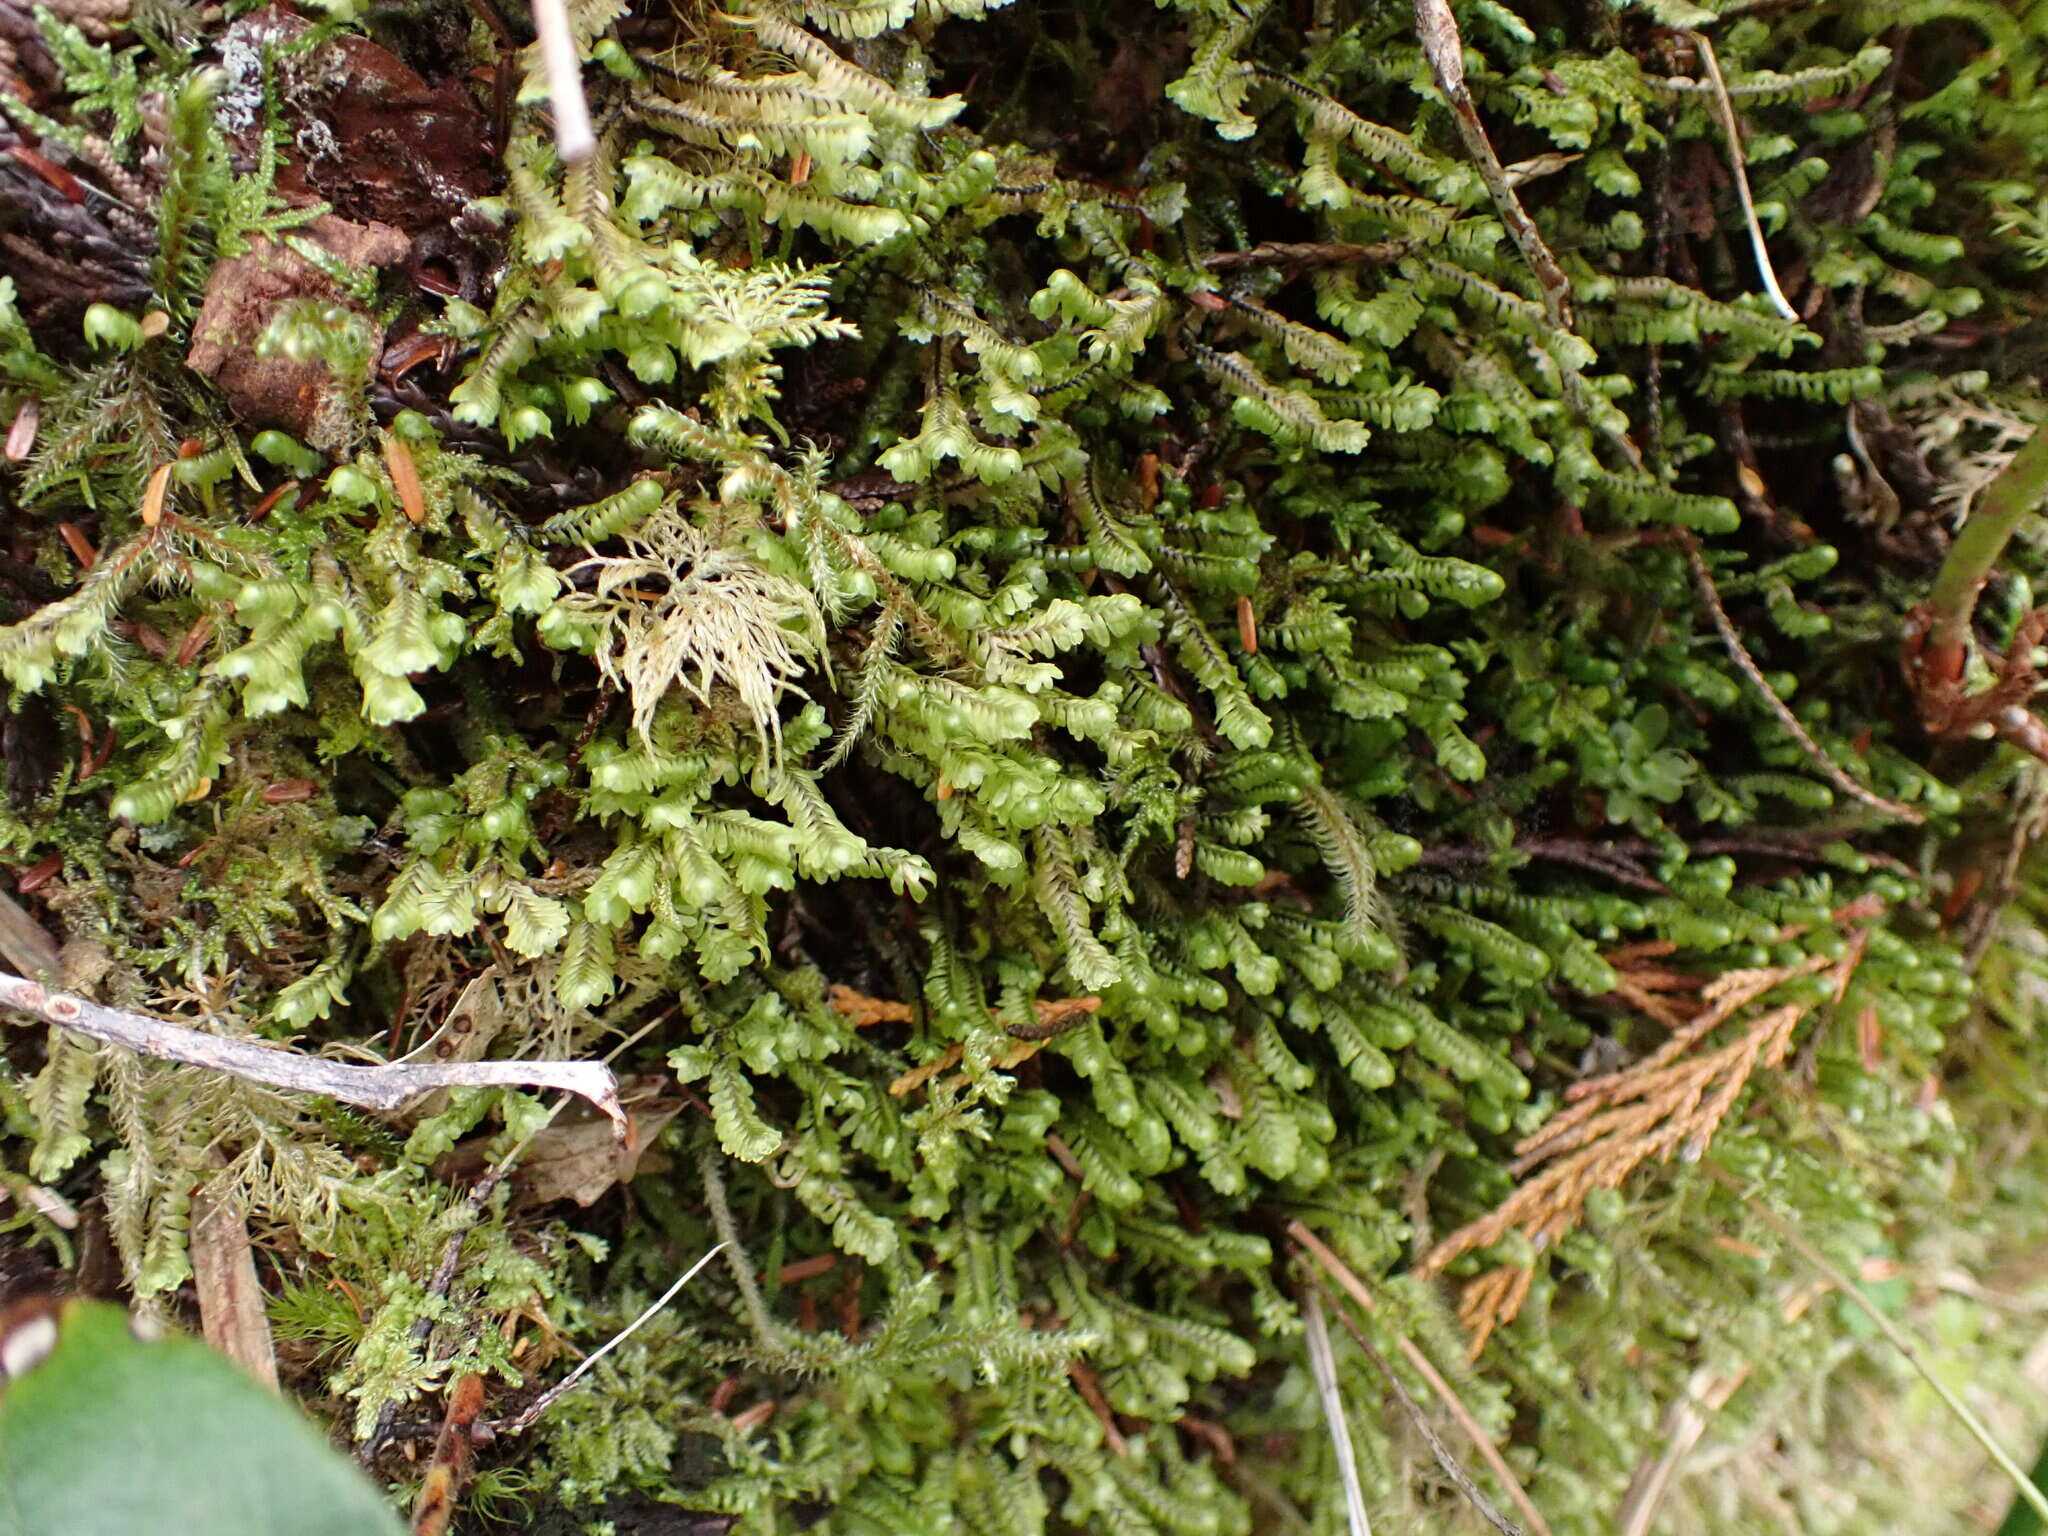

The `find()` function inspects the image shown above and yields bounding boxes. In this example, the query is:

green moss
[4,0,2048,1531]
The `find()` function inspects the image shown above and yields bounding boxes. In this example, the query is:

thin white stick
[0,969,625,1134]
[1303,1289,1374,1536]
[1692,31,1798,321]
[499,1243,729,1436]
[531,0,596,165]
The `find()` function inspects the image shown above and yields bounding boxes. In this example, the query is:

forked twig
[0,970,626,1130]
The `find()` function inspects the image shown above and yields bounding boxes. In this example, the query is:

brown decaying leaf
[139,461,173,527]
[4,146,83,203]
[0,890,62,981]
[15,854,62,895]
[435,1076,681,1207]
[175,615,214,666]
[189,1184,280,1389]
[383,431,426,524]
[250,480,301,521]
[56,523,96,569]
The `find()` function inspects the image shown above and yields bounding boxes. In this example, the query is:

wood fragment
[189,1184,280,1390]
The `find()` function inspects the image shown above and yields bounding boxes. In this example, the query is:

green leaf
[0,1302,403,1536]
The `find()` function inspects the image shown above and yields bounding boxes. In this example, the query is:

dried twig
[1299,1261,1521,1536]
[1410,0,1570,330]
[1289,1221,1553,1536]
[1200,240,1407,271]
[0,970,627,1130]
[1302,1287,1375,1536]
[1688,32,1797,321]
[1681,538,1923,824]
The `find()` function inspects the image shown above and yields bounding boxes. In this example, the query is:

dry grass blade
[1730,1182,2048,1529]
[494,1242,730,1437]
[0,969,627,1134]
[1289,1220,1553,1536]
[530,0,595,164]
[1300,1262,1521,1536]
[1302,1286,1375,1536]
[1615,1364,1752,1536]
[1689,32,1797,321]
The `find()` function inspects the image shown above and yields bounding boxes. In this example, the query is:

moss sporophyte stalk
[2,0,2047,1531]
